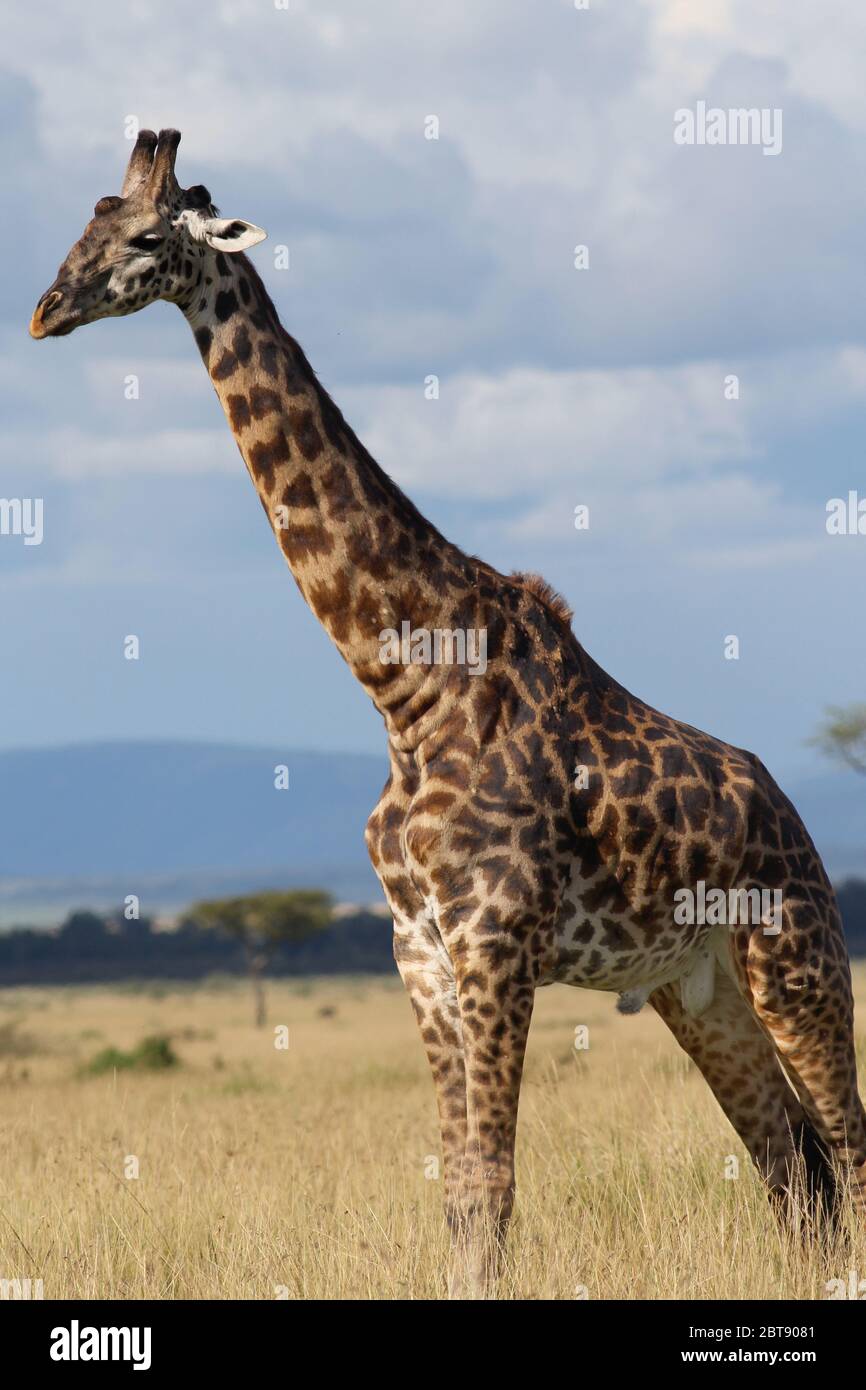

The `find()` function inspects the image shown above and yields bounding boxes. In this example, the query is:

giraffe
[31,130,866,1297]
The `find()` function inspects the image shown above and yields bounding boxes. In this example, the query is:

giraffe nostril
[30,286,69,339]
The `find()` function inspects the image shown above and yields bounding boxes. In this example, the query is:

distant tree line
[838,880,866,954]
[0,894,394,989]
[1,880,866,991]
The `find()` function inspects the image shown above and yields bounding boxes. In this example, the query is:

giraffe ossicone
[31,128,866,1299]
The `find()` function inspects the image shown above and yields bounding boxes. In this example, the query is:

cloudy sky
[1,0,864,789]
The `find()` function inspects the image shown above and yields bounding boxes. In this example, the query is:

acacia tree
[812,704,866,776]
[184,890,332,1027]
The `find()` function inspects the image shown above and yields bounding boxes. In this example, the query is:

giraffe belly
[547,871,734,1017]
[614,940,718,1018]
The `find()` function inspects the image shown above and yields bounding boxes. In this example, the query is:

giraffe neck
[184,251,478,746]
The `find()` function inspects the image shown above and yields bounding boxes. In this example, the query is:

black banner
[7,1297,860,1374]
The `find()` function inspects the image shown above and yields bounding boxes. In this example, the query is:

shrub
[83,1033,179,1076]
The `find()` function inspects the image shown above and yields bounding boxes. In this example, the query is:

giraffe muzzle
[29,288,70,339]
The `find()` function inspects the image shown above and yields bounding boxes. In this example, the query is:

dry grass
[1,968,865,1300]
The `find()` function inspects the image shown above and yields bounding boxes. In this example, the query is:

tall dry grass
[1,969,865,1299]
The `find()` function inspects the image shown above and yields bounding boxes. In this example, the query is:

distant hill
[0,741,386,924]
[0,741,863,927]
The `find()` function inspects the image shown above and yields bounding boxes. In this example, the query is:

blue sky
[1,0,864,789]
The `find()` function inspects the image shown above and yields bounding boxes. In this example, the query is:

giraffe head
[30,128,266,339]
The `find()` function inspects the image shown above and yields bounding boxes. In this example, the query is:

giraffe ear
[200,217,267,253]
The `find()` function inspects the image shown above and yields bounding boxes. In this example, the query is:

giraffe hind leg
[741,901,866,1220]
[651,969,841,1230]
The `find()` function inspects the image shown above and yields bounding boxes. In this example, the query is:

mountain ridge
[0,739,863,926]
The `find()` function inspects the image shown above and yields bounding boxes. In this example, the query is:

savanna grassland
[2,969,866,1301]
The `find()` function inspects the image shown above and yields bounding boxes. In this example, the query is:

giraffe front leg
[447,942,535,1300]
[392,916,469,1239]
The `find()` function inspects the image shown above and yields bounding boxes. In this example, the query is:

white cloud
[346,361,753,502]
[83,357,201,396]
[346,340,866,502]
[648,0,866,132]
[1,426,234,480]
[3,0,865,779]
[9,0,866,382]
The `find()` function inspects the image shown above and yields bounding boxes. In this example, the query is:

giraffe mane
[510,571,574,627]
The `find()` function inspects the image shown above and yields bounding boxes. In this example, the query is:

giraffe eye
[128,233,164,252]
